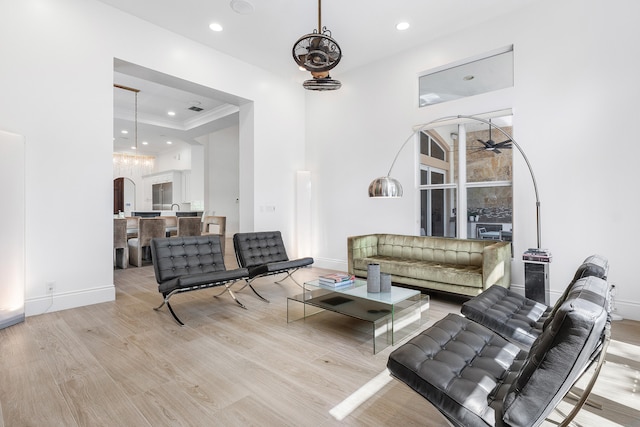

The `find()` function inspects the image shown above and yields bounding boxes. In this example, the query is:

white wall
[0,0,305,316]
[155,145,192,173]
[307,0,640,320]
[189,144,205,211]
[206,125,240,235]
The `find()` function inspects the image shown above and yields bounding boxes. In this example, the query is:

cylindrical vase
[380,273,391,292]
[367,263,380,293]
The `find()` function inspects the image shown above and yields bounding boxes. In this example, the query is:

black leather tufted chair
[233,231,314,302]
[150,234,249,325]
[461,254,609,348]
[388,275,612,427]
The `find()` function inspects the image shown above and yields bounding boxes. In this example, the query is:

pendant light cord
[134,91,138,152]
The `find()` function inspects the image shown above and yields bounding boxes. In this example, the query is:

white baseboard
[25,285,115,317]
[611,299,639,322]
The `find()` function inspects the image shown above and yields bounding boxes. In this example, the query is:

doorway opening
[113,177,135,215]
[113,58,253,236]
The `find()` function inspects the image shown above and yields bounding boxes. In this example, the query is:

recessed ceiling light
[142,141,148,145]
[121,130,128,134]
[230,0,254,15]
[396,22,410,31]
[131,146,136,150]
[209,22,223,32]
[167,111,176,116]
[166,141,173,145]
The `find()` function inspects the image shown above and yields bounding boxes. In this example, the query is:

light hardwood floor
[1,245,638,426]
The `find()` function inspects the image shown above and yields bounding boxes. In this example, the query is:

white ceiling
[113,67,240,156]
[107,0,538,156]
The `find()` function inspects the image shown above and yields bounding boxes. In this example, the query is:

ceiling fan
[292,0,342,90]
[475,122,512,154]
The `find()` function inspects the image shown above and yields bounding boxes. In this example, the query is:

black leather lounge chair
[150,234,249,325]
[460,254,609,348]
[388,275,612,427]
[233,231,314,302]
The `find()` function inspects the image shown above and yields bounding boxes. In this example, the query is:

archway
[113,177,136,215]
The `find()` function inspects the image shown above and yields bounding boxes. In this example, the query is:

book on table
[318,273,355,287]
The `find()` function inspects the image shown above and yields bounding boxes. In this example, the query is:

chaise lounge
[461,254,609,348]
[387,268,612,426]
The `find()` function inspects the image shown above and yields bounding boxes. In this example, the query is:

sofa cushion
[233,231,291,268]
[355,256,484,288]
[461,285,550,348]
[376,234,491,266]
[247,257,314,279]
[158,268,249,295]
[541,254,609,330]
[152,235,227,283]
[462,254,610,348]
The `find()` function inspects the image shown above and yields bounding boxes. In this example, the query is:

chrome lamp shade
[368,176,403,198]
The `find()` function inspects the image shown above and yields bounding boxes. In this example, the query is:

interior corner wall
[206,125,240,235]
[306,0,640,320]
[0,0,305,316]
[237,103,255,233]
[189,144,205,210]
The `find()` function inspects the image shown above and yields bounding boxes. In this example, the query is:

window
[418,132,456,237]
[418,47,513,107]
[418,114,513,245]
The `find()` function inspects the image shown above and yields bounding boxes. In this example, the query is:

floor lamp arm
[383,115,541,248]
[385,131,418,177]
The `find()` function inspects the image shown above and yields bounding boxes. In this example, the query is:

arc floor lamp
[368,114,541,249]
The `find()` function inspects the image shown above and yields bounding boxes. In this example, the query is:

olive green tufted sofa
[347,234,511,296]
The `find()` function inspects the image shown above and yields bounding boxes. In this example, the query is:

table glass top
[305,278,420,305]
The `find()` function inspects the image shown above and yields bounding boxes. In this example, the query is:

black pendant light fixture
[292,0,342,90]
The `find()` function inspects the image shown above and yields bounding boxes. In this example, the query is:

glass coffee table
[287,278,428,353]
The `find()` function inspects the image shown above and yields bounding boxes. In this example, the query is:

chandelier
[113,84,155,176]
[112,152,154,176]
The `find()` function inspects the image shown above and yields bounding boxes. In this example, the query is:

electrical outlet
[46,281,55,294]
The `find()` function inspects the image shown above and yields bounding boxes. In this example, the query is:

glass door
[420,167,448,236]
